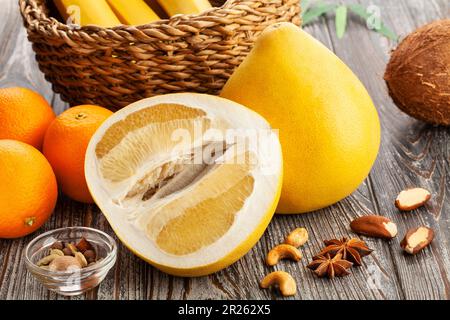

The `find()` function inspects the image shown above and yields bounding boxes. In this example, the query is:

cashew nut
[260,271,297,296]
[284,227,308,247]
[74,252,88,267]
[37,254,61,266]
[266,244,302,266]
[48,256,82,272]
[50,249,64,256]
[66,243,79,255]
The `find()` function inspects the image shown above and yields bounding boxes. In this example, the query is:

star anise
[307,253,353,278]
[316,237,373,266]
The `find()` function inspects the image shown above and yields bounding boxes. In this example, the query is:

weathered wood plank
[341,0,450,299]
[0,0,448,300]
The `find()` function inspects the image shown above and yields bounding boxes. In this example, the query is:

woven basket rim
[19,0,250,34]
[19,0,301,110]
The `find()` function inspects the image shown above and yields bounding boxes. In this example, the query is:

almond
[395,188,431,211]
[400,226,434,254]
[350,215,398,239]
[76,237,93,253]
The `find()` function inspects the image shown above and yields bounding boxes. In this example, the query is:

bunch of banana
[156,0,212,16]
[54,0,121,27]
[107,0,160,25]
[54,0,213,27]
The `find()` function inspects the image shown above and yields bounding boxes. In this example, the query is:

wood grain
[0,0,448,300]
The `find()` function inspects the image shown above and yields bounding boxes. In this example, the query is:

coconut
[384,19,450,125]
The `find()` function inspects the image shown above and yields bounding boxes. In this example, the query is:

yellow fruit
[43,105,113,203]
[221,23,380,214]
[54,0,121,27]
[0,140,57,238]
[0,87,55,150]
[157,0,212,16]
[85,93,283,276]
[107,0,160,25]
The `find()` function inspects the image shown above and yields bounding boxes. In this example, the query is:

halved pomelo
[85,93,283,276]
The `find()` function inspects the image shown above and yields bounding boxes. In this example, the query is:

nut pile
[37,237,98,272]
[259,186,436,297]
[349,187,434,255]
[260,227,308,297]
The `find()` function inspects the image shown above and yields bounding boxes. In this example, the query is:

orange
[43,105,113,203]
[0,87,55,149]
[0,140,58,238]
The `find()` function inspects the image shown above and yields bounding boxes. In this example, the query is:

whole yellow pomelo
[221,23,380,214]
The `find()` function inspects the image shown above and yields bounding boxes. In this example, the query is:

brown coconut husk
[384,19,450,125]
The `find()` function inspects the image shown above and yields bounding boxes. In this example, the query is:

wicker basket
[20,0,301,110]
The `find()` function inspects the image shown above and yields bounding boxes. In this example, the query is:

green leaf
[335,5,348,39]
[377,24,398,41]
[348,3,370,19]
[348,4,398,41]
[302,3,337,25]
[300,0,311,12]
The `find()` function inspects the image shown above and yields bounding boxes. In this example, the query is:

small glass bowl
[24,227,117,296]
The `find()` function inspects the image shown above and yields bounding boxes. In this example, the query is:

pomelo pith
[85,93,283,276]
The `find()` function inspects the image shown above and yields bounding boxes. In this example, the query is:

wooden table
[1,0,449,300]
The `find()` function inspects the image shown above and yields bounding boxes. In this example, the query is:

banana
[107,0,160,25]
[53,0,121,27]
[156,0,212,16]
